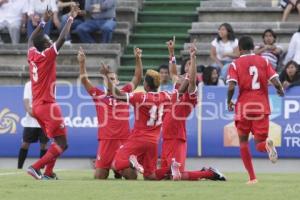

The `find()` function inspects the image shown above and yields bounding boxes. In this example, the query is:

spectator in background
[281,0,300,21]
[0,0,27,44]
[210,23,239,80]
[254,29,283,70]
[27,0,60,38]
[158,64,173,91]
[200,66,225,86]
[279,60,300,89]
[58,0,85,45]
[283,26,300,66]
[75,0,116,43]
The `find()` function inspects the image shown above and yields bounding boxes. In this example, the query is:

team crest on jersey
[0,108,20,135]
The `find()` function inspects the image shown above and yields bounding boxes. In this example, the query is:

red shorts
[113,140,158,177]
[235,114,269,141]
[33,103,66,138]
[161,139,187,172]
[95,139,127,169]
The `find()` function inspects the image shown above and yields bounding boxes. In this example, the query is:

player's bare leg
[281,4,293,21]
[238,134,257,184]
[94,168,109,179]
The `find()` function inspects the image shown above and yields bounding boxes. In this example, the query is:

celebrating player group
[26,8,284,184]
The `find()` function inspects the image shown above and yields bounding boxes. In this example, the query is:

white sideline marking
[0,169,67,176]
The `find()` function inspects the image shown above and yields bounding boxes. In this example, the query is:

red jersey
[162,90,198,141]
[89,84,133,140]
[227,54,278,117]
[128,91,175,144]
[28,43,58,106]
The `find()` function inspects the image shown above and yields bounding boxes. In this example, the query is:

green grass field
[0,169,299,200]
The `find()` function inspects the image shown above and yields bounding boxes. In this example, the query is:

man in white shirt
[18,81,49,169]
[0,0,28,44]
[283,26,300,66]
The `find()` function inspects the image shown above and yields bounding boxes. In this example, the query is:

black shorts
[23,127,49,144]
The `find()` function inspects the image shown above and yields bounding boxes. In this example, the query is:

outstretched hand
[189,43,197,58]
[134,47,142,59]
[43,6,53,23]
[100,63,110,75]
[166,36,175,56]
[70,4,80,18]
[77,47,86,64]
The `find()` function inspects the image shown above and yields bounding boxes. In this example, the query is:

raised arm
[130,48,143,89]
[167,36,178,83]
[100,64,128,101]
[28,7,53,48]
[55,5,79,50]
[78,47,94,92]
[227,81,236,112]
[270,76,284,97]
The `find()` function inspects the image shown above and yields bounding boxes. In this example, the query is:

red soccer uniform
[227,54,278,139]
[113,91,175,177]
[88,84,133,169]
[28,43,66,138]
[161,90,198,171]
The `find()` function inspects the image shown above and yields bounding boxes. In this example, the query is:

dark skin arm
[270,76,284,96]
[167,36,178,84]
[78,47,94,92]
[227,81,236,112]
[24,99,33,117]
[187,45,197,94]
[130,48,143,89]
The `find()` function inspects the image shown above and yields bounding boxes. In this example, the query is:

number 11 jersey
[227,54,278,116]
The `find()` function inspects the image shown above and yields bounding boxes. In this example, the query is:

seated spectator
[283,26,300,66]
[75,0,116,43]
[279,60,300,89]
[210,23,239,80]
[27,0,60,38]
[158,64,173,91]
[254,29,283,70]
[58,0,85,45]
[0,0,27,44]
[200,66,225,86]
[281,0,300,21]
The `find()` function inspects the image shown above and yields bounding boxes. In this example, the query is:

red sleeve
[88,87,105,101]
[121,83,133,93]
[226,62,238,84]
[266,59,278,80]
[43,43,58,60]
[129,92,145,106]
[27,47,36,62]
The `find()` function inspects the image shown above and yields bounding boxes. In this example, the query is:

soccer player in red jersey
[77,47,142,179]
[26,6,79,180]
[227,36,284,185]
[160,37,226,181]
[101,48,196,179]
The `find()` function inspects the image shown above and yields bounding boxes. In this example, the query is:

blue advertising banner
[200,86,300,158]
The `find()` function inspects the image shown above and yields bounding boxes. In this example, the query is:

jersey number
[249,66,260,90]
[31,62,38,82]
[147,105,164,126]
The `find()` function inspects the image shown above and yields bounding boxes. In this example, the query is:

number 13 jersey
[227,54,278,116]
[127,91,177,144]
[28,43,58,107]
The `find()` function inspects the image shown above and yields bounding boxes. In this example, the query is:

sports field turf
[0,169,299,200]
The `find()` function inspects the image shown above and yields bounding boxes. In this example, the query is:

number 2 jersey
[227,54,278,117]
[127,91,177,144]
[27,43,58,106]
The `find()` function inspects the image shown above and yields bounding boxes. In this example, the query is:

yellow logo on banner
[224,121,282,147]
[0,108,20,134]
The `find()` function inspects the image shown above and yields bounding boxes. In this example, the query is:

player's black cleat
[42,173,59,180]
[208,167,226,181]
[27,166,42,180]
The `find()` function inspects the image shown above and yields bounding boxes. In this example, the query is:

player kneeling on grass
[26,6,80,180]
[77,47,142,179]
[227,36,284,185]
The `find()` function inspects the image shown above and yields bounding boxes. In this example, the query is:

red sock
[44,158,57,176]
[113,159,130,171]
[256,141,267,152]
[155,167,170,180]
[32,143,63,170]
[181,170,214,180]
[240,142,256,180]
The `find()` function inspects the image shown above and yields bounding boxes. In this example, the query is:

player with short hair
[227,36,284,185]
[18,81,49,169]
[160,37,225,181]
[26,6,80,180]
[77,47,143,179]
